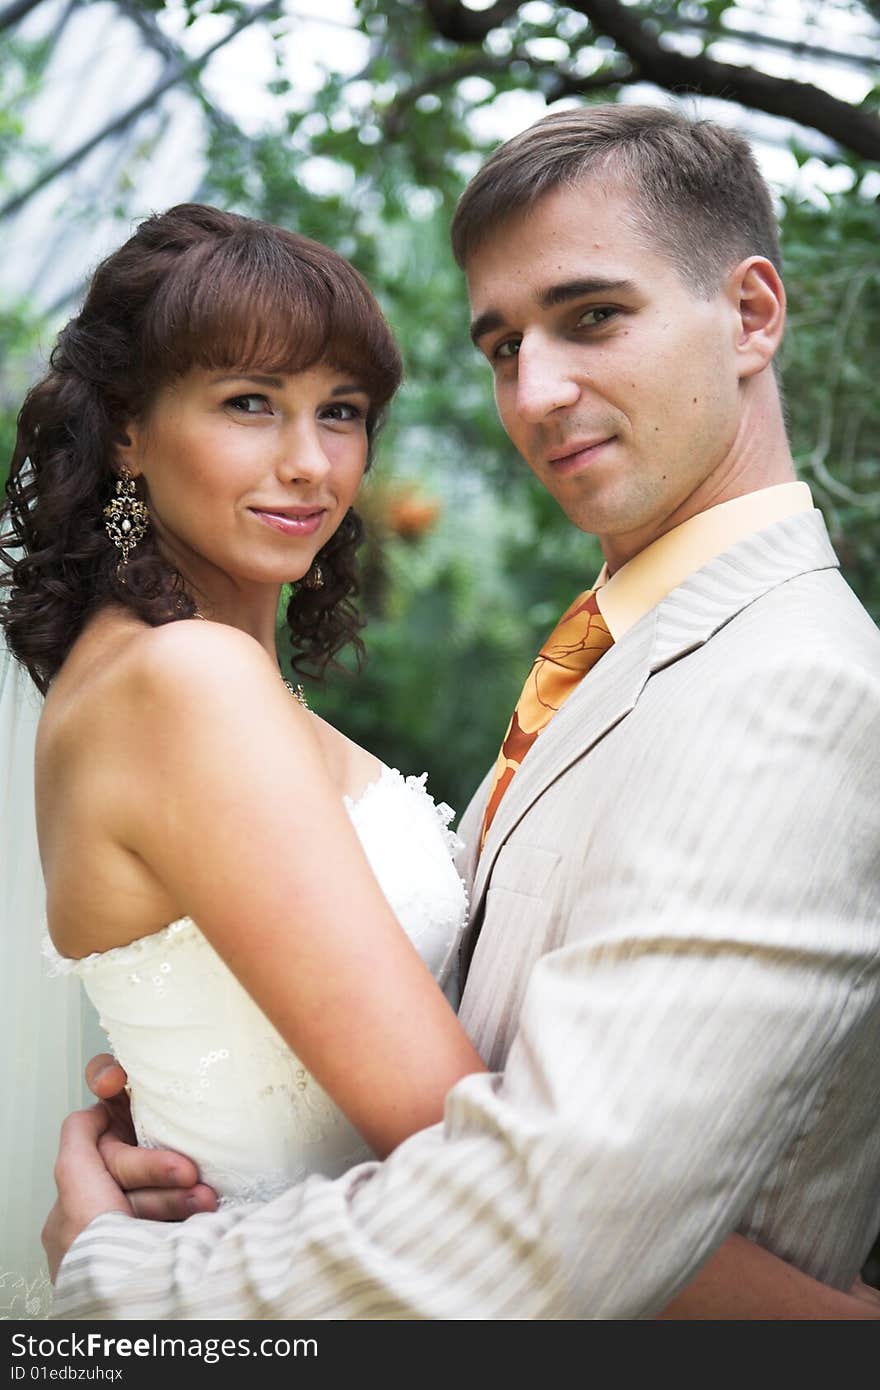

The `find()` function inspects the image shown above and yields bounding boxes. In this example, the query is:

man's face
[466,181,748,567]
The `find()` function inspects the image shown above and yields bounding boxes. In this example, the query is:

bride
[1,203,482,1317]
[2,203,877,1320]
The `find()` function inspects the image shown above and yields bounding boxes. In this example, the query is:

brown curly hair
[1,203,403,695]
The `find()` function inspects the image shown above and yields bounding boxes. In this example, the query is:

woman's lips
[249,508,326,537]
[547,437,615,476]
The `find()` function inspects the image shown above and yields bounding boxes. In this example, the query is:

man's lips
[545,437,615,475]
[249,506,327,536]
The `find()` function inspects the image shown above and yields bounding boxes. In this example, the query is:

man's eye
[226,394,270,414]
[493,338,521,361]
[577,307,616,328]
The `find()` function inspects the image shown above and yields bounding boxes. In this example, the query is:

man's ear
[726,256,786,380]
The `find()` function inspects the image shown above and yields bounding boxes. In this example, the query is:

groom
[46,105,880,1318]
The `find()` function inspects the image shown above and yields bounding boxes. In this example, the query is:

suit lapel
[649,508,838,671]
[468,509,839,922]
[470,607,656,914]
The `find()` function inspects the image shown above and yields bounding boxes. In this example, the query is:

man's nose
[514,338,580,423]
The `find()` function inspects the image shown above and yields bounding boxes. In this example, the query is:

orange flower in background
[384,488,441,539]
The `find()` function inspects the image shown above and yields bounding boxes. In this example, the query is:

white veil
[0,628,105,1319]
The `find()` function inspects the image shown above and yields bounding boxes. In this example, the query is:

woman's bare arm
[116,620,485,1158]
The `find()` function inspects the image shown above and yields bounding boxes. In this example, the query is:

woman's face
[120,363,371,596]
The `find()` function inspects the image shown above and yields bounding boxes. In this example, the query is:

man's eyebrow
[539,277,637,308]
[470,278,637,345]
[469,311,504,347]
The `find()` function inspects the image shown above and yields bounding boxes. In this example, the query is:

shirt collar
[594,482,814,641]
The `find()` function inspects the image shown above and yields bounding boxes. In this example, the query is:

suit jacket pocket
[488,842,561,900]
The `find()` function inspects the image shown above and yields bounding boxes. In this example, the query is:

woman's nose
[276,424,331,484]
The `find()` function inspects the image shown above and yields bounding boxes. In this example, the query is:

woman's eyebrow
[330,382,369,396]
[210,375,368,395]
[212,373,285,388]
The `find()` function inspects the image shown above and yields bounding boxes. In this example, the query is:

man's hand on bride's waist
[85,1051,219,1222]
[42,1053,220,1281]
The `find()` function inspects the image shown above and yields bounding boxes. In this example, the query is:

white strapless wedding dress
[44,767,468,1204]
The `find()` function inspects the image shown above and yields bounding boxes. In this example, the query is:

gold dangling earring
[302,561,325,590]
[103,466,150,573]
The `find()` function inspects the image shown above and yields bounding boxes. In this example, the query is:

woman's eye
[226,394,270,414]
[321,402,365,422]
[493,338,521,362]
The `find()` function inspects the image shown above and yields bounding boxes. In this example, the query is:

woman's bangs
[144,235,398,405]
[148,245,332,380]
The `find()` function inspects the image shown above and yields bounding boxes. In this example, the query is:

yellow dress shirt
[595,481,814,640]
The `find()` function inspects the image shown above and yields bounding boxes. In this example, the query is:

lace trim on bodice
[344,768,462,855]
[42,765,465,976]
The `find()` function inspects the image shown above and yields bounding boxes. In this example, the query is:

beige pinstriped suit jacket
[55,509,880,1319]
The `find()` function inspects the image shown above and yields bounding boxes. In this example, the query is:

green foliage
[2,0,879,815]
[0,32,52,188]
[0,299,46,488]
[780,174,880,622]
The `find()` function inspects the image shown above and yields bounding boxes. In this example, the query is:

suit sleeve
[52,650,880,1319]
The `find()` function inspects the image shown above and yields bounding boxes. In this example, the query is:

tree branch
[383,49,636,138]
[0,0,47,34]
[0,0,284,222]
[422,0,521,44]
[656,12,880,74]
[383,54,514,138]
[547,63,639,101]
[569,0,880,160]
[417,0,880,160]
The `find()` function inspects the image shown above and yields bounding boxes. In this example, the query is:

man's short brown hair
[450,103,782,296]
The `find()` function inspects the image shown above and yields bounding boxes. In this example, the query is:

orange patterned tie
[480,588,613,848]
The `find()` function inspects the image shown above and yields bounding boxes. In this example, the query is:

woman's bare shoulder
[122,618,278,694]
[44,613,298,757]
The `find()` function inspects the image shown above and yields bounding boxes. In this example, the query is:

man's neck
[601,399,795,574]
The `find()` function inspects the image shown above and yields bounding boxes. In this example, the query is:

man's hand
[42,1105,133,1282]
[85,1053,219,1218]
[850,1277,880,1310]
[41,1055,220,1282]
[84,1054,217,1220]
